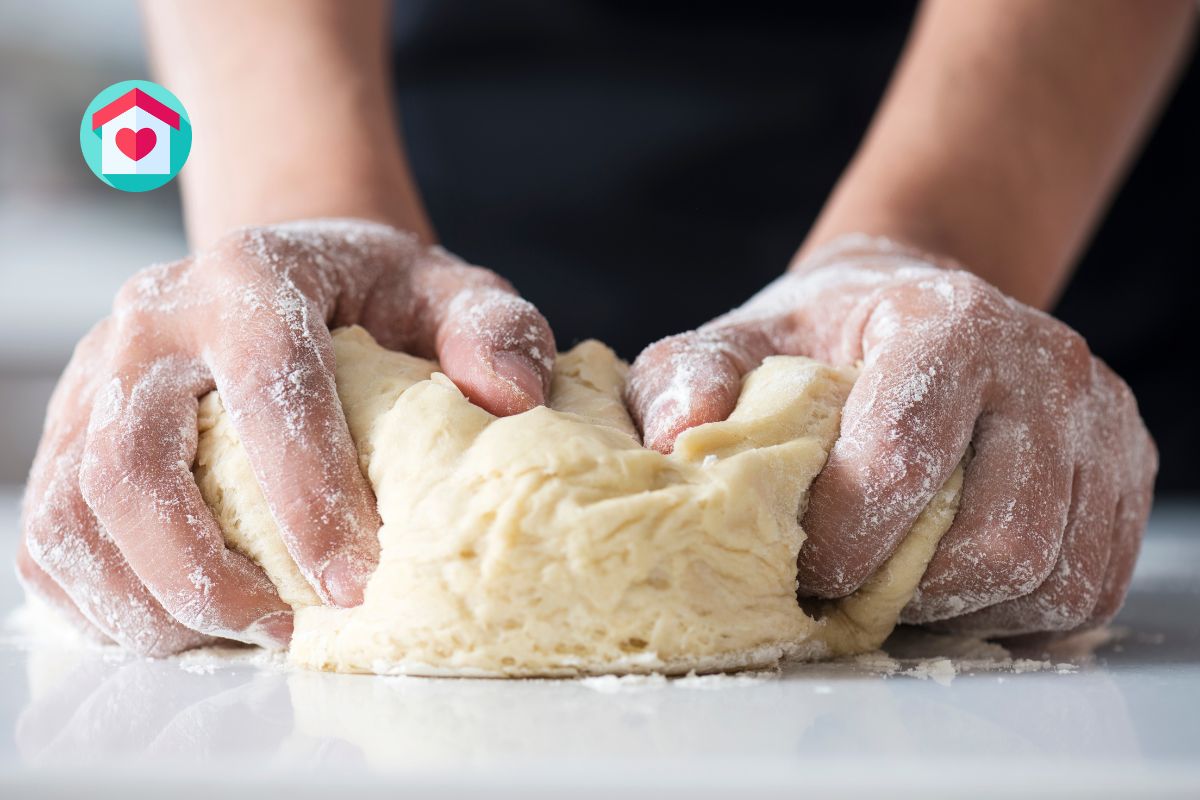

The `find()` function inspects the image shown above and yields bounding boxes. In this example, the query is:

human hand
[17,220,555,655]
[626,236,1156,635]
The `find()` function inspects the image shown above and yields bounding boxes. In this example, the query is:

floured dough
[195,326,962,676]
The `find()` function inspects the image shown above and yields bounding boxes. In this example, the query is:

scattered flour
[580,673,668,693]
[5,599,1119,690]
[173,644,290,675]
[903,657,958,686]
[580,669,777,693]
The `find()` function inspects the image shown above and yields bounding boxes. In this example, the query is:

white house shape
[92,88,180,176]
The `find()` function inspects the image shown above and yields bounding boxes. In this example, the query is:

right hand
[16,219,556,655]
[626,237,1156,637]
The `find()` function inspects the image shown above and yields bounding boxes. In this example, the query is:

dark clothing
[391,1,1198,492]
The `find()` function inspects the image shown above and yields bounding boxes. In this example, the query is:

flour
[173,643,290,675]
[580,669,776,693]
[580,673,669,693]
[903,657,958,685]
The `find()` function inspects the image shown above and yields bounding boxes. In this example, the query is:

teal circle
[79,80,192,193]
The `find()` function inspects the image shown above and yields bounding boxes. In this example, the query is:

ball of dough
[195,326,962,676]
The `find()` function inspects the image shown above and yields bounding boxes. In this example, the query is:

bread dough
[195,326,962,676]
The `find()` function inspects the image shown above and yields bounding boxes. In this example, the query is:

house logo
[80,80,192,192]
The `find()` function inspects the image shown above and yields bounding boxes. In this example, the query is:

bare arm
[142,0,433,248]
[800,0,1196,308]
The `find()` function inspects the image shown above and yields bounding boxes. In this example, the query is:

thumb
[626,326,775,453]
[438,285,555,416]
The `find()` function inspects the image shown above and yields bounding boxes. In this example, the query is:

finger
[25,435,211,655]
[1088,487,1152,626]
[439,284,555,416]
[931,359,1133,635]
[79,349,293,648]
[22,322,208,655]
[205,287,381,608]
[922,463,1116,635]
[796,323,985,598]
[1086,365,1157,626]
[902,414,1074,622]
[404,250,557,417]
[15,536,110,644]
[626,325,776,453]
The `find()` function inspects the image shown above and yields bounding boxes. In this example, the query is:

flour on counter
[580,668,777,693]
[3,598,1123,687]
[580,673,669,693]
[173,644,289,675]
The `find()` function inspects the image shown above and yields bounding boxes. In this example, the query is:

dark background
[391,0,1198,493]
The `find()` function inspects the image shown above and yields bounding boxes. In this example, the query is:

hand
[17,219,555,655]
[626,236,1156,636]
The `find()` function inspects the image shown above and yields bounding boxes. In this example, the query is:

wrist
[182,149,432,250]
[181,101,433,248]
[789,233,965,277]
[145,1,432,248]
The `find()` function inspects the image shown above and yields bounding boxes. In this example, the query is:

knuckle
[1056,590,1102,630]
[455,263,512,293]
[1049,330,1093,387]
[113,259,192,315]
[209,225,278,262]
[971,531,1056,596]
[202,226,304,289]
[929,271,1000,316]
[161,587,218,637]
[1093,356,1135,410]
[223,342,335,424]
[76,449,111,511]
[78,439,136,514]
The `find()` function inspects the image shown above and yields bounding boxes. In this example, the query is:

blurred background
[1,1,1196,494]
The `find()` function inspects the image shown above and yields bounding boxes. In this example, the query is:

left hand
[625,236,1156,637]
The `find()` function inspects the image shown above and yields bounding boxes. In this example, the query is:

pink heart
[115,127,157,161]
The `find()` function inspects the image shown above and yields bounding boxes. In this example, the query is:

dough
[195,326,962,676]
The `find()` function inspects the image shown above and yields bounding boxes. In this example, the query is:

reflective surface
[1,487,1198,799]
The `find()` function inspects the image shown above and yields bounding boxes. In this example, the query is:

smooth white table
[0,485,1197,799]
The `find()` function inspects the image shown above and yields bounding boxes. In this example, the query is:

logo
[80,80,192,192]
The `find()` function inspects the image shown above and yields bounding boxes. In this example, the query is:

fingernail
[320,550,372,607]
[491,350,545,408]
[244,610,294,650]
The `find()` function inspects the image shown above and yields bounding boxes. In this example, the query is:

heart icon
[115,127,157,161]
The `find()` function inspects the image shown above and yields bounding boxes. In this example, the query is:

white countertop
[0,485,1197,799]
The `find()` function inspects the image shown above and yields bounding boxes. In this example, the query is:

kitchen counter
[0,485,1197,799]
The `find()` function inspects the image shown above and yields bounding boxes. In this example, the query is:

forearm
[799,0,1196,309]
[141,0,433,249]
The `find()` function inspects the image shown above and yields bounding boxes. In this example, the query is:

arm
[628,0,1193,635]
[142,0,434,247]
[801,0,1196,309]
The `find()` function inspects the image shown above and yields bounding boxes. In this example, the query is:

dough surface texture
[195,326,962,676]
